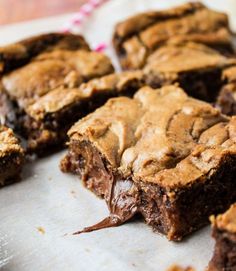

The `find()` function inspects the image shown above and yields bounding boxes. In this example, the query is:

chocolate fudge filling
[61,86,236,240]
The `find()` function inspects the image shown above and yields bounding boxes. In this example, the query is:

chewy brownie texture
[143,42,236,102]
[0,33,115,154]
[0,126,24,187]
[113,2,235,70]
[208,204,236,271]
[216,66,236,116]
[61,85,236,241]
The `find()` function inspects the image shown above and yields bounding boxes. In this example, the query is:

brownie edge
[208,204,236,271]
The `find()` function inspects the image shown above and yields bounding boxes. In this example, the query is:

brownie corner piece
[61,85,236,240]
[0,126,24,187]
[208,204,236,271]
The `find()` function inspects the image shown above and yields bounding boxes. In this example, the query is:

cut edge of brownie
[61,137,236,241]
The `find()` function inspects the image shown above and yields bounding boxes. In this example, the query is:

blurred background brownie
[0,32,89,74]
[208,204,236,270]
[0,125,24,187]
[143,42,236,102]
[216,66,236,115]
[0,32,114,154]
[61,85,236,241]
[113,2,235,70]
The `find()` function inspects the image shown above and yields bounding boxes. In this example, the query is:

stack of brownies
[1,2,236,270]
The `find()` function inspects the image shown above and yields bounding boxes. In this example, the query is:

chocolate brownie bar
[0,69,143,153]
[113,2,235,70]
[0,126,24,186]
[208,204,236,270]
[143,42,236,102]
[216,66,236,116]
[0,33,115,153]
[0,32,89,74]
[61,85,236,241]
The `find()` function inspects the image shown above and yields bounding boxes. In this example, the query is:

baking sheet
[0,0,236,270]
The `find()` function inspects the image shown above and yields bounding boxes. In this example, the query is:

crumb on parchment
[37,227,45,234]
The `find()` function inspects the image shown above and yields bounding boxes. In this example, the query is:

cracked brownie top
[113,2,234,69]
[0,32,90,74]
[68,85,236,188]
[26,71,144,121]
[144,42,236,75]
[1,49,114,109]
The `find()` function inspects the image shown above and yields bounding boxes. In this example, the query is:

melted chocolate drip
[74,176,139,234]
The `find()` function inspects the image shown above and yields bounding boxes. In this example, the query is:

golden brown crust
[68,85,236,188]
[0,32,90,74]
[26,71,144,120]
[2,50,114,109]
[144,42,236,74]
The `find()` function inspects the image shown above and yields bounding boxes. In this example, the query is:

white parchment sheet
[0,0,236,270]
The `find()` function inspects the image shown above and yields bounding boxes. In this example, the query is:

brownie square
[113,2,235,70]
[208,204,236,270]
[0,126,24,187]
[143,42,236,102]
[61,85,236,241]
[216,66,236,116]
[0,33,115,154]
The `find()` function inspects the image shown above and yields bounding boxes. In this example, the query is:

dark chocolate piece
[0,126,24,186]
[208,204,236,271]
[61,85,236,241]
[113,2,235,70]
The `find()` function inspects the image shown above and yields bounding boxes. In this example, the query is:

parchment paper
[0,0,235,270]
